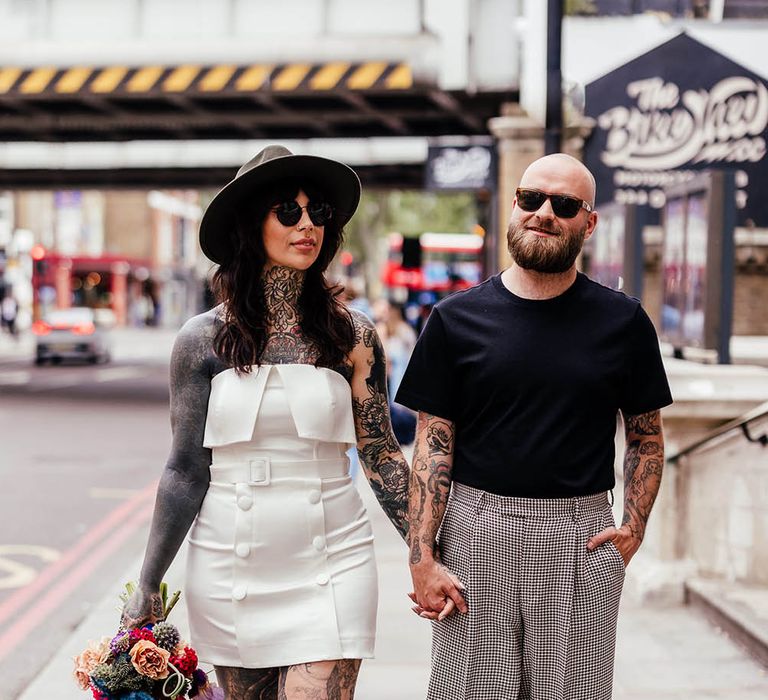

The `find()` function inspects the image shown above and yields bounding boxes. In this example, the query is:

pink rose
[129,639,170,680]
[72,638,111,690]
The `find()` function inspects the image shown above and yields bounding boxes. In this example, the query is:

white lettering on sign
[598,76,768,170]
[431,147,492,188]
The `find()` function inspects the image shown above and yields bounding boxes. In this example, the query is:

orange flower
[129,639,171,680]
[72,637,111,690]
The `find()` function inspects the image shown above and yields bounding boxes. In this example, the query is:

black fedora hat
[199,144,361,264]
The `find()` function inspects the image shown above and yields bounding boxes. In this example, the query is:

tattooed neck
[259,265,318,365]
[262,265,305,330]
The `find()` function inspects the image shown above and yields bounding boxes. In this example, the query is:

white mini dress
[185,364,378,669]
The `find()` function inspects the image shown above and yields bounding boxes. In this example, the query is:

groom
[397,153,672,699]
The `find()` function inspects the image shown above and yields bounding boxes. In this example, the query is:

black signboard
[425,145,497,191]
[584,33,768,227]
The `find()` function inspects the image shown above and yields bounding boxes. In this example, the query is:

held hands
[408,558,468,621]
[586,524,641,567]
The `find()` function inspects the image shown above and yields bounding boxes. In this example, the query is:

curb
[685,577,768,670]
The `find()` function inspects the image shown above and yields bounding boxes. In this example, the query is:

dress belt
[209,456,350,486]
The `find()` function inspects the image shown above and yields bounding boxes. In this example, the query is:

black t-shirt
[395,273,673,498]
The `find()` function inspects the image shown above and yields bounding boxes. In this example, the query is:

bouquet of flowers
[73,582,223,700]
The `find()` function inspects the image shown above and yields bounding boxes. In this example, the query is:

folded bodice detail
[203,364,357,456]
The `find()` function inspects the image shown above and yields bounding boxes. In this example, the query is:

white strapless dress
[185,364,378,669]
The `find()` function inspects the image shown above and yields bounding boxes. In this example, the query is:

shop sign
[584,33,768,226]
[425,145,497,191]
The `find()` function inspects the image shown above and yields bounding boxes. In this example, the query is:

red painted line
[0,501,155,662]
[0,480,157,627]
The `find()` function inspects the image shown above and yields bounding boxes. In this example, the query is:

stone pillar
[488,110,544,272]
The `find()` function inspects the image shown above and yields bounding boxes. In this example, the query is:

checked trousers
[428,482,625,700]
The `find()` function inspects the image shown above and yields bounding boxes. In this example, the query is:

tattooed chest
[260,327,319,364]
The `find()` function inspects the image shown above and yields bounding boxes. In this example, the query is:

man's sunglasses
[271,200,334,227]
[515,188,593,218]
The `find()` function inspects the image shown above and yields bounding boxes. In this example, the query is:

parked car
[32,307,113,365]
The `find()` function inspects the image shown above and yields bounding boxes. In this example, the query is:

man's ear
[583,211,598,241]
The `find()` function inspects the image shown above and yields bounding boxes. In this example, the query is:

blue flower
[117,692,154,700]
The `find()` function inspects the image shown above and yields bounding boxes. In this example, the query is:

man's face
[506,160,597,274]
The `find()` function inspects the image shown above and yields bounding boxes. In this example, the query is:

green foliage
[92,657,154,693]
[344,189,476,257]
[565,0,598,15]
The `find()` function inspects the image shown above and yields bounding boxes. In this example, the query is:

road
[0,350,173,698]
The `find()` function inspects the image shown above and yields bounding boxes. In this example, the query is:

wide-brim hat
[199,144,361,264]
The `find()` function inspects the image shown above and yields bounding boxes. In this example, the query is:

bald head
[520,154,596,208]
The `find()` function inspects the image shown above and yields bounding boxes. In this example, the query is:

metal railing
[668,399,768,463]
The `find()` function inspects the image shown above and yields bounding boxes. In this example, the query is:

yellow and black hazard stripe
[0,62,414,96]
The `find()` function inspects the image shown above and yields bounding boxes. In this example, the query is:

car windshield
[45,308,94,325]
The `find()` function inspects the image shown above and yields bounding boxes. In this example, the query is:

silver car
[33,307,113,365]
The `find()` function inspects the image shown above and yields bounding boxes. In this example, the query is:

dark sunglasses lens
[308,202,333,225]
[275,202,302,226]
[516,189,546,212]
[551,195,582,218]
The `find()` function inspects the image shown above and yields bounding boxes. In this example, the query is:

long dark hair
[211,178,355,373]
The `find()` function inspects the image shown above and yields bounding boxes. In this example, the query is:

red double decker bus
[381,232,484,298]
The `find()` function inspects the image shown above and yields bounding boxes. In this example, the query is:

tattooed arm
[121,311,217,628]
[408,411,467,619]
[348,310,410,540]
[587,409,665,566]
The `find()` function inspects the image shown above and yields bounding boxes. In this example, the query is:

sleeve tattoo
[350,314,410,540]
[621,409,665,541]
[409,414,455,566]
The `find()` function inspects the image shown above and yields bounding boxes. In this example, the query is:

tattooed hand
[120,587,164,631]
[587,409,665,567]
[408,412,467,618]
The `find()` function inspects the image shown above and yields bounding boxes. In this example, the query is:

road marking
[0,546,60,589]
[0,481,157,629]
[0,500,155,662]
[89,487,142,499]
[0,370,30,385]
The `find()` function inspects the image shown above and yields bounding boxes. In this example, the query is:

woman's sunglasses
[271,200,334,227]
[515,188,593,218]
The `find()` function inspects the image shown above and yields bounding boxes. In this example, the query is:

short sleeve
[620,305,673,415]
[394,307,457,421]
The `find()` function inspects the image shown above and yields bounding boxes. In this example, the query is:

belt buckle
[248,458,271,486]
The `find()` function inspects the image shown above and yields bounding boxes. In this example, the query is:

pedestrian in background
[397,153,673,700]
[373,298,417,445]
[1,294,18,337]
[122,145,410,700]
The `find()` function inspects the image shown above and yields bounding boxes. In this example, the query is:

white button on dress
[186,364,378,669]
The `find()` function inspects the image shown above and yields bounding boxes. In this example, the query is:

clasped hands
[408,557,468,621]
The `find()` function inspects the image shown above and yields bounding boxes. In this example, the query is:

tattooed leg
[278,659,361,700]
[214,665,279,700]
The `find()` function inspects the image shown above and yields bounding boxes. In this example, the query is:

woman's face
[262,189,325,271]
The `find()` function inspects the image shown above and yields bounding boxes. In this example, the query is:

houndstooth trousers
[428,482,625,700]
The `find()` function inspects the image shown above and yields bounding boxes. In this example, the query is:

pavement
[4,327,768,699]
